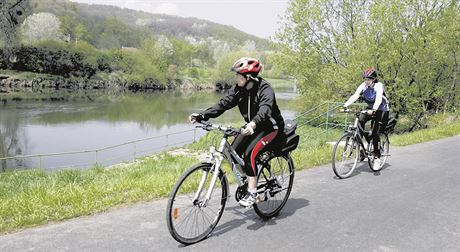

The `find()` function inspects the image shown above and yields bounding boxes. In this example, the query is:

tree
[0,0,28,63]
[75,23,87,43]
[276,0,459,130]
[241,40,257,52]
[21,12,62,44]
[212,40,231,62]
[213,51,248,82]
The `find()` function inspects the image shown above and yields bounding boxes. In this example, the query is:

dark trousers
[232,128,280,177]
[359,110,389,157]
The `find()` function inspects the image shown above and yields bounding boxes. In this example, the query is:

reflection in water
[0,107,29,171]
[0,86,298,171]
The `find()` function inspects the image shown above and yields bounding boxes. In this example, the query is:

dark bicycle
[332,109,394,179]
[166,120,299,245]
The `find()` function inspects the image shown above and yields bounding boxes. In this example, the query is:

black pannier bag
[281,119,300,153]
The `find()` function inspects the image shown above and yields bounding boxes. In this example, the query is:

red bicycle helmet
[363,67,377,79]
[231,57,262,75]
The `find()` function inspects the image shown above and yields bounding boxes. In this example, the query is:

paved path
[1,136,459,252]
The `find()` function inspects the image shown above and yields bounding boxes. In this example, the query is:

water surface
[0,85,298,171]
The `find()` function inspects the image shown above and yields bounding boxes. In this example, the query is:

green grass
[0,154,198,234]
[0,113,458,234]
[390,116,460,146]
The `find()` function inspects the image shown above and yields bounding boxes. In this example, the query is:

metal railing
[294,102,367,142]
[1,102,366,171]
[0,128,203,171]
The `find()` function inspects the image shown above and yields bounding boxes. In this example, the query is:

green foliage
[0,154,198,233]
[29,0,270,51]
[1,0,275,89]
[0,43,98,77]
[276,0,460,130]
[214,51,248,82]
[390,114,460,146]
[96,16,147,49]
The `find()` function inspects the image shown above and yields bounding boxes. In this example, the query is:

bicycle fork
[192,146,229,208]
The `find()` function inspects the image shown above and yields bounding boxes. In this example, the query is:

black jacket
[202,78,284,130]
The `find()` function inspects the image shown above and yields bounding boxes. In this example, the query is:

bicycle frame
[347,111,374,158]
[192,124,246,207]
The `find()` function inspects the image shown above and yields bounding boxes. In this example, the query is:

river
[0,83,298,171]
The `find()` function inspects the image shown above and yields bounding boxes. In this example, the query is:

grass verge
[390,114,460,146]
[0,114,458,234]
[0,154,197,234]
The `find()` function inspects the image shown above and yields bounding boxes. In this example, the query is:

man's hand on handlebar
[241,121,256,136]
[188,113,204,124]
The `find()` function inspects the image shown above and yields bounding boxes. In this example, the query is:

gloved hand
[241,121,256,136]
[366,109,376,115]
[342,106,350,112]
[188,113,204,123]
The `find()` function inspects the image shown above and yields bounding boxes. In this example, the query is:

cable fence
[0,128,203,171]
[294,102,368,142]
[1,102,367,172]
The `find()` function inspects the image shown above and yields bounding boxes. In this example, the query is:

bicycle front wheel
[254,154,295,219]
[166,163,228,245]
[332,134,360,179]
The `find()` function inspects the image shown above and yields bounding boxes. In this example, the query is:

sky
[68,0,290,39]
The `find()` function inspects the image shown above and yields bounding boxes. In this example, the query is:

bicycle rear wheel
[166,163,228,245]
[380,134,390,165]
[368,133,390,171]
[254,154,295,219]
[332,134,360,179]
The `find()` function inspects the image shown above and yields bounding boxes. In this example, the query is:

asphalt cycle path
[1,136,459,252]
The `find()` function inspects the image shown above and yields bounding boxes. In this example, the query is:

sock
[248,188,257,195]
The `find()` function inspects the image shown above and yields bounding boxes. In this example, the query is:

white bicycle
[166,120,299,244]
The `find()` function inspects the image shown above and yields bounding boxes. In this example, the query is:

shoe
[238,192,257,208]
[373,158,382,171]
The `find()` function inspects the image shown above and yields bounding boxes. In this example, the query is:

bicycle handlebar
[340,108,375,116]
[195,121,241,136]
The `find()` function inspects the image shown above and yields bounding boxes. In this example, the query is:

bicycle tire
[332,134,360,179]
[380,134,390,166]
[254,154,295,219]
[368,133,390,171]
[166,163,228,245]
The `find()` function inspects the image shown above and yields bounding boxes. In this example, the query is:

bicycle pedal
[256,195,266,203]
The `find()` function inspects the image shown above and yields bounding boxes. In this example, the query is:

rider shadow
[334,162,392,179]
[371,162,392,176]
[210,198,310,237]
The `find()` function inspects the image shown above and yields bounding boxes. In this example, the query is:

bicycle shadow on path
[210,198,310,238]
[333,162,393,179]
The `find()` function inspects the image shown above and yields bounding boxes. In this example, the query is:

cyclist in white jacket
[344,67,389,170]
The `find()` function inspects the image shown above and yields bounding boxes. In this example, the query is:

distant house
[121,46,138,52]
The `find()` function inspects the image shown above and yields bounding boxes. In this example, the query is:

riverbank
[0,70,289,95]
[0,114,459,234]
[0,70,219,93]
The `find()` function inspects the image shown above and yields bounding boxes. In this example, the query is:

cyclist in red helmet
[344,67,390,170]
[189,57,285,207]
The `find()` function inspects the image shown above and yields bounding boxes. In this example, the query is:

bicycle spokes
[254,155,294,219]
[167,164,227,244]
[332,134,360,179]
